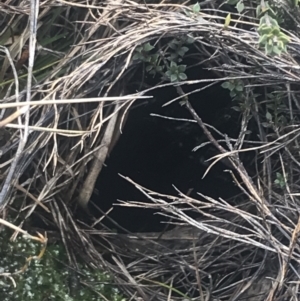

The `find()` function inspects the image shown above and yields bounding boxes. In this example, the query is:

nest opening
[90,66,249,233]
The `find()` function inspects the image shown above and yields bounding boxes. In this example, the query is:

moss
[0,228,125,301]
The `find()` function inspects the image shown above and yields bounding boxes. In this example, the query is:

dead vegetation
[1,0,300,300]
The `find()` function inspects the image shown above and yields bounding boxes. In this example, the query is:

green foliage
[133,36,192,81]
[256,1,276,18]
[274,172,288,189]
[0,229,125,301]
[225,0,245,12]
[165,62,187,82]
[258,14,290,56]
[261,91,288,129]
[224,0,290,56]
[193,2,200,14]
[133,42,155,62]
[224,13,231,29]
[221,79,245,99]
[184,2,201,17]
[236,1,245,13]
[220,1,295,130]
[167,38,191,63]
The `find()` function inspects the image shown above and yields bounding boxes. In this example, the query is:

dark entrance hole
[90,68,242,233]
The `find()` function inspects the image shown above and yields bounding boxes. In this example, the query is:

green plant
[133,42,165,76]
[133,42,155,62]
[225,0,290,56]
[165,61,187,82]
[274,172,288,189]
[0,228,125,301]
[192,2,200,14]
[184,2,201,16]
[226,0,245,13]
[167,38,191,63]
[261,91,288,129]
[145,54,165,75]
[256,1,276,17]
[257,13,290,56]
[221,79,245,99]
[133,36,192,81]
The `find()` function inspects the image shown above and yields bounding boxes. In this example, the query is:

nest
[1,0,300,300]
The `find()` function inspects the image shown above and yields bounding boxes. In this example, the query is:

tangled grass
[1,0,300,300]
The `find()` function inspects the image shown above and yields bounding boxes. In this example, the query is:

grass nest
[1,0,300,300]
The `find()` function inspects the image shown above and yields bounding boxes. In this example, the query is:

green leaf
[135,46,143,53]
[232,106,241,111]
[150,53,159,62]
[170,74,178,82]
[224,13,231,28]
[143,42,154,52]
[266,111,273,121]
[265,42,273,55]
[193,2,200,13]
[272,45,281,55]
[236,1,244,13]
[221,81,230,89]
[178,49,185,57]
[228,82,235,91]
[169,42,178,50]
[178,73,187,80]
[186,36,195,44]
[235,85,244,92]
[278,33,290,44]
[282,45,288,53]
[271,27,281,36]
[181,46,189,53]
[260,15,268,25]
[178,65,187,72]
[258,24,272,35]
[270,17,279,28]
[165,70,172,77]
[258,34,269,45]
[170,61,177,68]
[132,53,141,60]
[256,5,261,17]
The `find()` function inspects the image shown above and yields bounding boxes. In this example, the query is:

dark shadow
[91,51,246,232]
[90,63,244,233]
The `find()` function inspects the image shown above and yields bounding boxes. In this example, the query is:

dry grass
[1,0,300,300]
